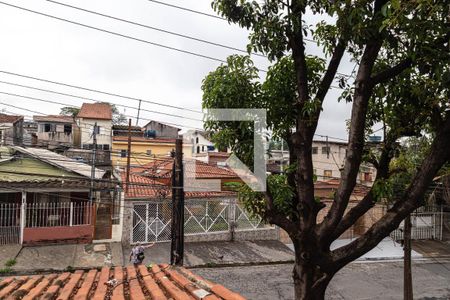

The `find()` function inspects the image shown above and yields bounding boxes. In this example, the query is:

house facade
[111,136,192,168]
[269,140,377,185]
[0,146,118,245]
[0,114,24,146]
[33,115,75,149]
[183,130,215,155]
[143,120,180,138]
[76,103,113,150]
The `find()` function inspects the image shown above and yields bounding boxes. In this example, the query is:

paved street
[195,261,450,300]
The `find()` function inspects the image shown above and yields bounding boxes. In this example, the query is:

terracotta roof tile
[0,113,23,124]
[121,172,236,199]
[77,103,112,120]
[131,158,239,180]
[0,266,245,300]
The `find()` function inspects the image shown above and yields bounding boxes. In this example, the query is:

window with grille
[324,170,332,178]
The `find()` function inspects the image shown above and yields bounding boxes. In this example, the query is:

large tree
[203,0,450,299]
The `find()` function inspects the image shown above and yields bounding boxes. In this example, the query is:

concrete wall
[121,199,278,245]
[77,118,112,148]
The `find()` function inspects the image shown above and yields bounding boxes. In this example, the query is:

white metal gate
[131,199,270,244]
[131,202,172,243]
[0,203,21,245]
[391,205,443,240]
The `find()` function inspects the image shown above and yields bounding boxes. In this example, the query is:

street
[195,261,450,300]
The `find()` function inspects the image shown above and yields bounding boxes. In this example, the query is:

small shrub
[5,259,16,267]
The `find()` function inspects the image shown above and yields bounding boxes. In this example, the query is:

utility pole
[170,139,184,266]
[404,213,413,300]
[125,119,132,193]
[89,122,97,203]
[136,100,142,126]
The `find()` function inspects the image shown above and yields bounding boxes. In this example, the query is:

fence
[131,198,272,244]
[25,202,92,228]
[0,203,20,244]
[390,205,443,241]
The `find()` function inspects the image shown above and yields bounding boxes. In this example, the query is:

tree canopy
[203,0,450,298]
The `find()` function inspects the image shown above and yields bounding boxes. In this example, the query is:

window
[324,170,332,178]
[44,124,51,132]
[313,169,317,175]
[196,146,200,154]
[362,172,372,182]
[102,144,110,151]
[64,124,72,134]
[312,147,318,154]
[120,150,127,158]
[146,149,152,156]
[196,137,199,144]
[202,145,205,152]
[322,146,330,155]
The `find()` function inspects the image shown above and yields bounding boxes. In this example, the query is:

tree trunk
[292,261,332,300]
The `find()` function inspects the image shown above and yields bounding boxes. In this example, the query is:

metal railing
[25,202,92,228]
[131,198,272,244]
[0,203,20,244]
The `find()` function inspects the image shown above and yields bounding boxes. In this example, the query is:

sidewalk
[1,242,123,273]
[123,240,295,267]
[287,238,423,261]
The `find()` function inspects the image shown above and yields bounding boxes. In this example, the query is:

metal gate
[391,205,443,240]
[0,203,21,245]
[131,199,270,244]
[131,202,172,243]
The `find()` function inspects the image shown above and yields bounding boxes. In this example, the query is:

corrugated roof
[12,147,105,179]
[0,265,246,300]
[33,115,75,123]
[0,114,23,124]
[77,103,112,120]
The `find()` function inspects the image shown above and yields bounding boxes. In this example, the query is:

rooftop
[33,115,74,123]
[0,113,23,124]
[0,265,245,300]
[113,136,177,143]
[12,146,105,179]
[122,172,236,199]
[131,158,238,180]
[77,103,113,120]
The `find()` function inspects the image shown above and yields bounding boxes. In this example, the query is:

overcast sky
[0,0,360,141]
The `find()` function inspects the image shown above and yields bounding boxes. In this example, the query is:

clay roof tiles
[122,172,236,199]
[0,265,246,300]
[0,114,23,124]
[77,103,112,120]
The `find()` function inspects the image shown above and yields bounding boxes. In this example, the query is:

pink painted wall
[23,225,94,245]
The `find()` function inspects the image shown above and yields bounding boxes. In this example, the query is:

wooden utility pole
[89,122,98,203]
[404,213,413,300]
[170,139,184,266]
[136,100,142,126]
[125,119,132,193]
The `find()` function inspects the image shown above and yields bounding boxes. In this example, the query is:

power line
[45,0,265,58]
[145,0,226,21]
[0,85,204,122]
[0,2,269,71]
[0,70,203,114]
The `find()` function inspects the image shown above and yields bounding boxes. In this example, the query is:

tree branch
[332,114,450,268]
[317,39,383,246]
[263,189,297,234]
[370,58,413,85]
[329,134,396,241]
